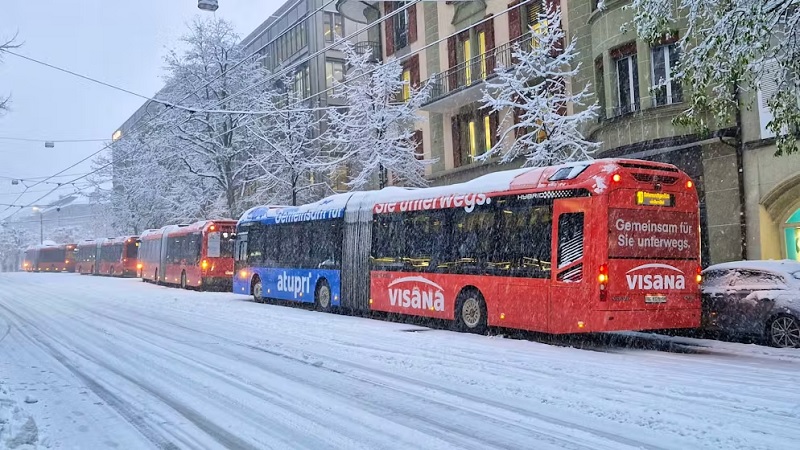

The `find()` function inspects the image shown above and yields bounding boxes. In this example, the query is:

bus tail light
[201,259,209,270]
[686,180,694,189]
[209,224,216,231]
[137,263,143,270]
[696,266,702,284]
[598,264,608,301]
[612,174,621,183]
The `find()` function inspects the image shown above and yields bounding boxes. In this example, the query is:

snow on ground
[0,272,798,450]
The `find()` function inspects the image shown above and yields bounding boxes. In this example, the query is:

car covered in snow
[701,260,800,348]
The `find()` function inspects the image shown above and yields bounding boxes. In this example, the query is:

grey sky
[0,0,282,218]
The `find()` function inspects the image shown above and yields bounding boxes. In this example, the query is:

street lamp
[198,0,219,11]
[32,207,42,244]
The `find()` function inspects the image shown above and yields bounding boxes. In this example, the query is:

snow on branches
[629,0,800,154]
[325,41,432,189]
[480,6,599,167]
[247,75,329,206]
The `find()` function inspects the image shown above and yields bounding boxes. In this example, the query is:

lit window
[326,59,345,90]
[323,12,344,44]
[468,120,477,158]
[478,31,487,79]
[483,115,492,151]
[402,69,411,101]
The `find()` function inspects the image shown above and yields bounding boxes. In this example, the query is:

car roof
[703,259,800,275]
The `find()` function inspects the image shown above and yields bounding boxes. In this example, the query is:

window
[455,110,496,165]
[293,63,311,98]
[323,12,344,44]
[393,2,409,50]
[595,57,606,120]
[401,69,411,101]
[125,241,139,259]
[615,53,640,115]
[463,39,472,82]
[651,43,682,106]
[478,31,487,79]
[326,59,345,91]
[556,212,584,282]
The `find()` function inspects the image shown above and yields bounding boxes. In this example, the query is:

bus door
[550,197,591,333]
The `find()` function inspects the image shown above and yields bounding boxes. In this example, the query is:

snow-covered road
[1,273,798,450]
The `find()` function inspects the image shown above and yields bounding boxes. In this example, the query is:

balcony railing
[423,33,532,106]
[352,41,381,64]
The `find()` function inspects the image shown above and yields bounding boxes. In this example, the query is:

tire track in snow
[85,307,658,450]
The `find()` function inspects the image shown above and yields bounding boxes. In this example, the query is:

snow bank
[0,382,41,449]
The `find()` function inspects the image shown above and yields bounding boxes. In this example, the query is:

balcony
[351,41,382,65]
[421,34,532,113]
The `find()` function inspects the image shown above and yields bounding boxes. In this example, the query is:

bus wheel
[154,269,160,285]
[455,289,487,334]
[315,280,331,312]
[109,267,114,276]
[252,277,265,303]
[180,271,188,289]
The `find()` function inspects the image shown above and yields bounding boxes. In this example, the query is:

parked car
[701,260,800,348]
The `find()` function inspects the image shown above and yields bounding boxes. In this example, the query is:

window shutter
[447,36,458,90]
[508,1,522,40]
[451,116,462,167]
[385,3,395,56]
[490,111,500,147]
[414,130,424,160]
[408,3,418,44]
[758,58,782,139]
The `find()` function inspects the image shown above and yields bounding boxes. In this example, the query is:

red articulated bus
[235,158,702,334]
[75,239,98,275]
[96,236,140,277]
[22,243,76,273]
[141,220,236,290]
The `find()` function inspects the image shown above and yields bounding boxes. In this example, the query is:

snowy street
[1,273,798,450]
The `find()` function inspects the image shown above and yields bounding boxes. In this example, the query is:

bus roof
[237,159,687,226]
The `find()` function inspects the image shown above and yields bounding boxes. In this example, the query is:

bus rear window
[126,241,139,259]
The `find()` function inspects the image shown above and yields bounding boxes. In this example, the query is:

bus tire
[315,280,332,312]
[455,288,487,334]
[180,271,188,289]
[252,276,265,303]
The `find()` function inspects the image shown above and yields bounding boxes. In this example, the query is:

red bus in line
[75,239,98,275]
[96,236,140,277]
[139,228,165,282]
[235,158,702,334]
[22,243,77,273]
[141,220,236,290]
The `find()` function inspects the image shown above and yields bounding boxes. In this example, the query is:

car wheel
[455,289,487,334]
[767,314,800,348]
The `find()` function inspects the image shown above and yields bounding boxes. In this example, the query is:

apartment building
[338,0,557,186]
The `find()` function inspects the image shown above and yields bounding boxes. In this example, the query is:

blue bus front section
[234,267,342,306]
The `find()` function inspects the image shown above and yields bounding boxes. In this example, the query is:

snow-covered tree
[153,16,277,217]
[0,33,21,115]
[629,0,800,155]
[247,76,330,206]
[325,41,432,189]
[480,6,599,166]
[0,225,35,272]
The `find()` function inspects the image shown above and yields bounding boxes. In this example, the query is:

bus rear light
[137,263,143,270]
[696,266,702,283]
[209,224,216,231]
[577,321,585,329]
[500,313,505,320]
[599,264,608,301]
[201,260,209,270]
[239,270,248,279]
[612,174,621,183]
[686,180,694,189]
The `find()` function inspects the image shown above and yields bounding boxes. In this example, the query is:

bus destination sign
[636,191,674,207]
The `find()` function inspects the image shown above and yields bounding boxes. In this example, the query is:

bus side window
[556,212,585,281]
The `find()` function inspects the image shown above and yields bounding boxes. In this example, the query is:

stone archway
[761,172,800,260]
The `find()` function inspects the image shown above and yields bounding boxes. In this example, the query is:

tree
[247,75,330,206]
[629,0,800,155]
[480,6,600,166]
[0,225,35,272]
[0,33,21,116]
[325,42,432,189]
[153,16,276,217]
